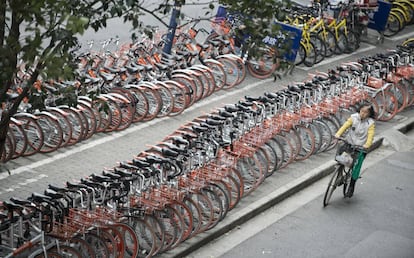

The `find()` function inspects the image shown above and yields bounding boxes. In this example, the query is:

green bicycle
[323,138,366,207]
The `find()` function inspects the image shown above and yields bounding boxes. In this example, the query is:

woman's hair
[359,104,376,119]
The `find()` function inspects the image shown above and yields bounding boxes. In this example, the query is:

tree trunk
[0,109,10,163]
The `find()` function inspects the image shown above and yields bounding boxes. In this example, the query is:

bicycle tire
[202,58,227,92]
[374,90,398,121]
[303,41,317,67]
[69,236,96,257]
[152,81,175,118]
[101,93,123,132]
[187,191,214,234]
[310,33,327,64]
[182,195,203,238]
[384,12,403,37]
[45,107,73,148]
[49,244,82,258]
[314,119,333,153]
[131,216,157,258]
[189,66,215,98]
[204,181,230,221]
[114,222,139,258]
[84,232,110,258]
[137,84,162,122]
[171,73,197,107]
[14,113,44,156]
[9,117,28,159]
[201,187,223,231]
[35,111,63,153]
[333,29,349,55]
[162,80,188,116]
[57,106,86,145]
[1,132,14,162]
[246,46,280,79]
[261,142,278,177]
[221,173,242,210]
[123,84,149,123]
[77,99,97,139]
[319,29,337,58]
[295,42,307,66]
[217,56,241,89]
[323,165,343,207]
[104,225,125,258]
[344,29,360,53]
[295,124,316,161]
[169,200,194,243]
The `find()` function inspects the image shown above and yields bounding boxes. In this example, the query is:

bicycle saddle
[218,109,235,118]
[224,104,239,113]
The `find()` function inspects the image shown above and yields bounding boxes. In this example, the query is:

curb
[167,116,414,258]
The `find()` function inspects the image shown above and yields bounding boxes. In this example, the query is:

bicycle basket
[210,17,231,36]
[335,152,353,167]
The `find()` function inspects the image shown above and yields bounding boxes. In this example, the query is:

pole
[162,1,182,55]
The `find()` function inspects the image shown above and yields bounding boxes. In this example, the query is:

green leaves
[66,15,89,35]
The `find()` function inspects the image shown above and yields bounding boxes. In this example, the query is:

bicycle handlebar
[335,137,367,153]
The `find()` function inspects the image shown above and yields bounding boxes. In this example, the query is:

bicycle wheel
[319,29,337,58]
[182,195,203,238]
[163,80,188,116]
[333,30,349,55]
[203,58,227,92]
[323,165,343,207]
[304,41,317,67]
[49,244,82,258]
[314,119,333,153]
[14,113,44,156]
[201,187,223,231]
[152,81,175,118]
[246,46,280,79]
[57,106,85,145]
[169,201,193,243]
[295,125,316,161]
[278,133,296,168]
[84,232,110,258]
[35,111,63,153]
[131,216,157,258]
[69,236,96,257]
[204,181,230,221]
[217,56,241,89]
[1,133,14,162]
[77,99,97,139]
[374,90,398,121]
[261,142,278,177]
[384,12,403,37]
[138,84,162,122]
[171,73,198,107]
[221,174,242,210]
[389,83,409,112]
[344,29,360,53]
[123,85,149,123]
[187,191,214,234]
[45,107,73,148]
[310,33,327,64]
[295,42,307,66]
[112,222,138,258]
[9,117,28,159]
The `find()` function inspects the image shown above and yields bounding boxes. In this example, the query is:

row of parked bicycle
[1,26,257,163]
[0,42,413,257]
[210,0,414,68]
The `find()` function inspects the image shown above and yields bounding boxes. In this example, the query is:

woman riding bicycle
[334,104,376,197]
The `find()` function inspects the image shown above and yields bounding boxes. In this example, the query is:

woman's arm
[363,123,375,149]
[335,117,353,138]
